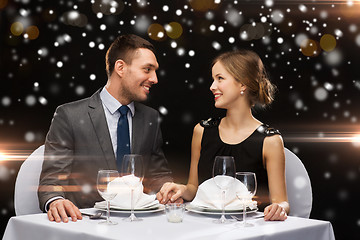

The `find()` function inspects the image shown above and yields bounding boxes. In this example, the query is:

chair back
[285,148,313,218]
[14,145,44,215]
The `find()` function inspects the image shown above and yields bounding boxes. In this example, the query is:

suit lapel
[88,89,117,169]
[132,102,144,154]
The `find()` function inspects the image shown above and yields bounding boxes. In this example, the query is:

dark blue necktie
[116,105,130,171]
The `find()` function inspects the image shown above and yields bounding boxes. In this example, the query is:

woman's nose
[210,80,216,91]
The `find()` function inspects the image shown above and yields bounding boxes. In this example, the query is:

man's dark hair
[105,34,156,77]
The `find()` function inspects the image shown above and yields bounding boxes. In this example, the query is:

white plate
[94,204,165,214]
[186,204,258,215]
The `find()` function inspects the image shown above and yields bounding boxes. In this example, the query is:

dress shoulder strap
[256,124,281,136]
[199,117,221,128]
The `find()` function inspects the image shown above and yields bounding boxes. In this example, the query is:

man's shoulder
[57,90,100,112]
[57,97,90,112]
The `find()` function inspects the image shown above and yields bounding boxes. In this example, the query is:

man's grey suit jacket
[38,89,173,211]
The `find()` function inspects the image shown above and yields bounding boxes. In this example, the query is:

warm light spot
[10,22,24,36]
[165,22,183,39]
[352,134,360,147]
[189,0,219,11]
[58,174,68,180]
[0,0,8,9]
[300,39,320,57]
[0,153,6,161]
[320,34,336,52]
[25,25,40,40]
[147,23,166,41]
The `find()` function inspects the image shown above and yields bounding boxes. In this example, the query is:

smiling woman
[157,49,289,221]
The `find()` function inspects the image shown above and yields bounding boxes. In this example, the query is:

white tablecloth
[3,208,335,240]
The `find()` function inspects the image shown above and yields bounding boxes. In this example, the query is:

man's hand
[47,199,82,223]
[156,182,186,204]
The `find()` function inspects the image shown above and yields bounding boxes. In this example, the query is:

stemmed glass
[212,156,236,224]
[235,172,257,227]
[121,154,144,222]
[97,170,119,225]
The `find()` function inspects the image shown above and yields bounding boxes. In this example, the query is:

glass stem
[243,201,246,225]
[221,190,226,222]
[106,200,110,223]
[130,188,135,220]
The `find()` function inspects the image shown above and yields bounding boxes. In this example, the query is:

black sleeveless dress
[198,117,281,211]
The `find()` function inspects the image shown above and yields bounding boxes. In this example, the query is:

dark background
[1,0,359,239]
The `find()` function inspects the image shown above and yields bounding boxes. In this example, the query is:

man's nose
[149,72,158,84]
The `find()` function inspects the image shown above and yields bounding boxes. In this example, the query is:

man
[38,34,173,223]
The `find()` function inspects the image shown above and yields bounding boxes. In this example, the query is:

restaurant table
[3,208,335,240]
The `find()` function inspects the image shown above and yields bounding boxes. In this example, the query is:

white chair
[14,145,44,215]
[284,147,313,218]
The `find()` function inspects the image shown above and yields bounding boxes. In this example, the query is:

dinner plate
[186,204,258,215]
[94,204,165,214]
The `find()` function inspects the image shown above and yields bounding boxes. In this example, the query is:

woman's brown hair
[212,49,276,107]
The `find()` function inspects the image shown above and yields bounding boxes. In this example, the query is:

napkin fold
[95,175,158,209]
[190,176,257,210]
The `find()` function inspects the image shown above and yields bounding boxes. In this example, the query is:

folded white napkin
[190,176,257,210]
[95,175,158,209]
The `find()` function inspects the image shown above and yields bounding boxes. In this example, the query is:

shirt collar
[100,87,135,116]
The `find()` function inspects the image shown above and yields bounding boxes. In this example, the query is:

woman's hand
[264,202,288,221]
[156,182,186,204]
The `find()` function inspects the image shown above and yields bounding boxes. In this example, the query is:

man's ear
[114,59,126,77]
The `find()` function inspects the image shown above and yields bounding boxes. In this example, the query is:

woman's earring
[240,90,244,95]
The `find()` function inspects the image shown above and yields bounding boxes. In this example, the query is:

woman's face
[210,61,245,109]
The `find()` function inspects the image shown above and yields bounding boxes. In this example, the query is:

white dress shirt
[99,87,135,155]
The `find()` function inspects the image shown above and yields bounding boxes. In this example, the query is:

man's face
[119,48,159,103]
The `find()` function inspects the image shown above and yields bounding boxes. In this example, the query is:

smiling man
[38,34,173,223]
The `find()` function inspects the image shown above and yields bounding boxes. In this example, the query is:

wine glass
[235,172,257,227]
[97,170,119,225]
[121,154,144,222]
[212,156,236,224]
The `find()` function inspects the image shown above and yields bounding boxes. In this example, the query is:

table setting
[3,154,336,240]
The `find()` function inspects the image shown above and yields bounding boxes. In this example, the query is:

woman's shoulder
[199,117,221,128]
[256,124,281,136]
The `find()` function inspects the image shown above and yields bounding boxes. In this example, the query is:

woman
[157,50,289,221]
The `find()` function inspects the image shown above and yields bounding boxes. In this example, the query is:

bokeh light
[1,96,11,107]
[300,39,320,57]
[148,23,166,41]
[314,87,328,101]
[189,0,218,12]
[134,15,150,33]
[0,165,10,181]
[355,34,360,47]
[25,25,40,40]
[91,0,124,15]
[320,34,336,52]
[61,11,88,27]
[159,106,168,115]
[271,9,284,24]
[295,33,308,47]
[324,49,343,66]
[25,95,36,106]
[24,131,36,142]
[165,22,183,39]
[225,9,243,27]
[0,0,8,9]
[10,22,24,36]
